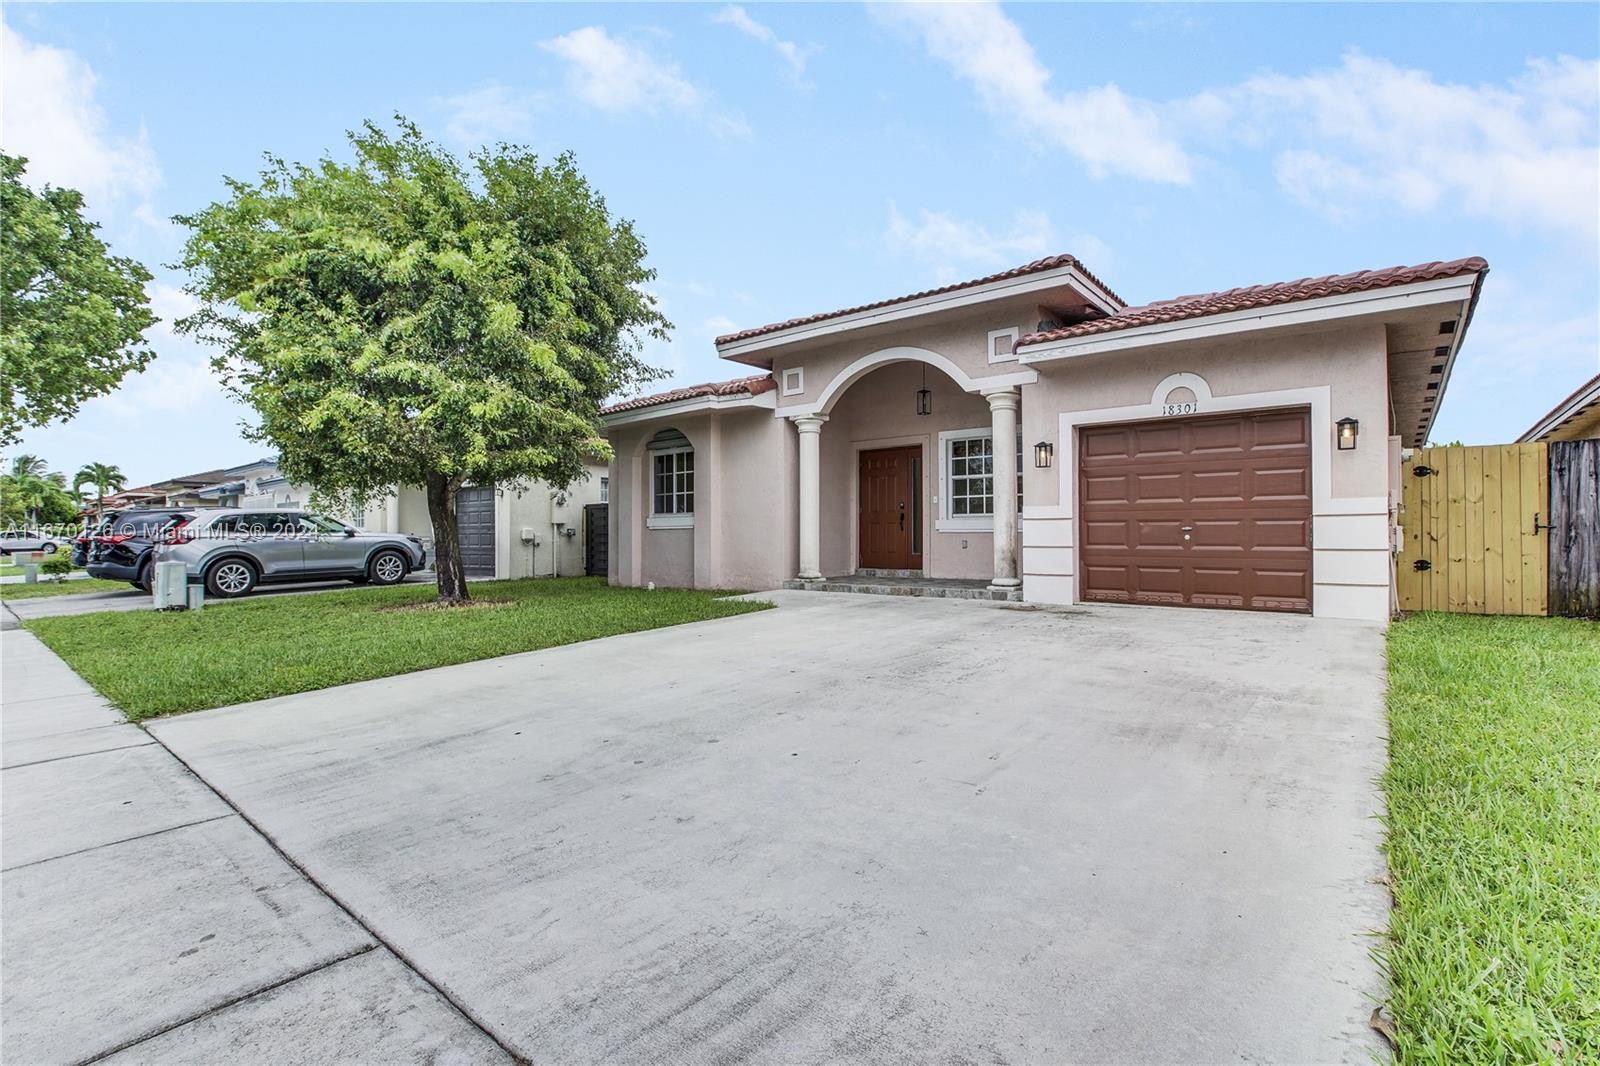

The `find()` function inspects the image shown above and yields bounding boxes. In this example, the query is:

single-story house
[600,253,1489,622]
[1518,372,1600,443]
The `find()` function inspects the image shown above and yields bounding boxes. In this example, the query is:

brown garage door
[1079,408,1312,613]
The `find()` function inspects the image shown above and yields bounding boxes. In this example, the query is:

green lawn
[1384,614,1600,1063]
[24,577,770,719]
[2,577,132,600]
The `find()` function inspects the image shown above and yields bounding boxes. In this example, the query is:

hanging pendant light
[916,362,932,416]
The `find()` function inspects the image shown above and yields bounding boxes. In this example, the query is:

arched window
[647,428,694,528]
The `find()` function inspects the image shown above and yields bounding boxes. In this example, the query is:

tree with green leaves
[1,153,158,446]
[176,118,667,601]
[1,457,76,527]
[73,462,127,518]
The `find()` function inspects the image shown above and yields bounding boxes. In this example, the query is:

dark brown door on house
[1079,409,1312,612]
[859,446,923,570]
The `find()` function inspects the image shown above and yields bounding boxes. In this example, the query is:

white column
[793,414,828,581]
[985,388,1021,589]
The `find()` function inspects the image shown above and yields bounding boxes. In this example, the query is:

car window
[112,514,183,537]
[303,515,349,534]
[213,513,306,536]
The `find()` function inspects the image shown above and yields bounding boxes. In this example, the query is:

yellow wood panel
[1427,447,1445,611]
[1520,444,1548,615]
[1446,446,1467,611]
[1465,447,1486,611]
[1483,447,1504,615]
[1501,443,1525,611]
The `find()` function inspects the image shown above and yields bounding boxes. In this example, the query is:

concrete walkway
[0,628,513,1065]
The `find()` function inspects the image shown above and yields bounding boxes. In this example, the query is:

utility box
[152,561,189,610]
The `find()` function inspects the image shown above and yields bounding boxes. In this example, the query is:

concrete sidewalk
[0,628,512,1065]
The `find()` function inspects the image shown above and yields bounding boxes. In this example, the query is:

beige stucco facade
[602,256,1486,623]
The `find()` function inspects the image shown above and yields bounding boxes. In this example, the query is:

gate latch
[1412,559,1432,572]
[1412,464,1436,477]
[1532,511,1553,533]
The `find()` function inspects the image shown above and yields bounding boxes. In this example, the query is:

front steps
[781,572,1023,602]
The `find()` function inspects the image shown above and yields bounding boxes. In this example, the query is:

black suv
[85,509,195,591]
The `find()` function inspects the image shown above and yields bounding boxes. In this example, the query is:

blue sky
[3,2,1596,487]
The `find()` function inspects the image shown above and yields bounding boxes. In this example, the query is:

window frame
[935,427,1023,533]
[647,443,695,529]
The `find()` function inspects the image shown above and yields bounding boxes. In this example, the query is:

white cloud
[540,26,748,138]
[0,22,161,212]
[712,6,812,79]
[874,5,1597,240]
[432,84,539,145]
[886,203,1068,281]
[871,1,1192,183]
[97,283,225,417]
[1214,52,1600,241]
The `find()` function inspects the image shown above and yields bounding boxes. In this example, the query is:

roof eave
[601,389,778,429]
[1517,373,1600,443]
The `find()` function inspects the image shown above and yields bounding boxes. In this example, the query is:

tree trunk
[425,473,471,603]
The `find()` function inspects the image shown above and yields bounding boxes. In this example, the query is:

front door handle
[1181,525,1194,541]
[899,508,905,531]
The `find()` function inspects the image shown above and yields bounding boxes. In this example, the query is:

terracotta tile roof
[1017,257,1490,347]
[714,253,1123,347]
[601,374,776,416]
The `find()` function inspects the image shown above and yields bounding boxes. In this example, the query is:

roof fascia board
[1017,275,1479,363]
[715,264,1107,362]
[601,389,777,429]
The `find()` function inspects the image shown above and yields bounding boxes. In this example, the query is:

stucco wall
[1018,320,1396,620]
[767,297,1042,416]
[606,408,790,590]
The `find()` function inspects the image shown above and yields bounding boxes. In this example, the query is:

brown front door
[859,446,922,570]
[1079,408,1313,612]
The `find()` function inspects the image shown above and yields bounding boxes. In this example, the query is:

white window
[937,428,1023,532]
[781,366,804,396]
[599,477,609,504]
[647,428,694,529]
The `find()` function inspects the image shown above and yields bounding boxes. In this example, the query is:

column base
[796,573,825,583]
[988,578,1022,591]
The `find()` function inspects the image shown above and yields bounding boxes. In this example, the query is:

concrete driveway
[148,592,1388,1064]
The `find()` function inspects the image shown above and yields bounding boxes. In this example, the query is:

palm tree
[73,462,127,519]
[10,454,48,479]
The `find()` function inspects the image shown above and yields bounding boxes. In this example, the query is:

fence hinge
[1412,464,1436,477]
[1412,559,1432,572]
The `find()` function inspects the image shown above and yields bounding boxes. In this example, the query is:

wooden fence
[1396,443,1548,615]
[1548,440,1600,619]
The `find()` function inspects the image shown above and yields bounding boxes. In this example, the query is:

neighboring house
[236,465,607,580]
[601,253,1489,622]
[1518,373,1600,443]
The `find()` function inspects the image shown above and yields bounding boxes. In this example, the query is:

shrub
[40,554,73,580]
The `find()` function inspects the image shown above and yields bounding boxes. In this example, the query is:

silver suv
[154,509,427,597]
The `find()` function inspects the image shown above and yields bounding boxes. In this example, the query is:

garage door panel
[1079,409,1312,614]
[1134,473,1185,503]
[1084,474,1132,503]
[1190,420,1246,453]
[1251,466,1311,501]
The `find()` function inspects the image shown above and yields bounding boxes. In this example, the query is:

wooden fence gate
[1397,443,1548,615]
[1548,440,1600,619]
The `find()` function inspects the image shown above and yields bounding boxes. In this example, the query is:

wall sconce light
[916,363,932,416]
[1034,441,1054,468]
[1336,417,1360,451]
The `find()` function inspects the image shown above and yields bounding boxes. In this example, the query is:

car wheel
[368,549,408,586]
[128,581,144,591]
[206,558,258,598]
[42,543,57,554]
[135,561,154,593]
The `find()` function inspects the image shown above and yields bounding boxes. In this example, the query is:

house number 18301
[1161,402,1199,416]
